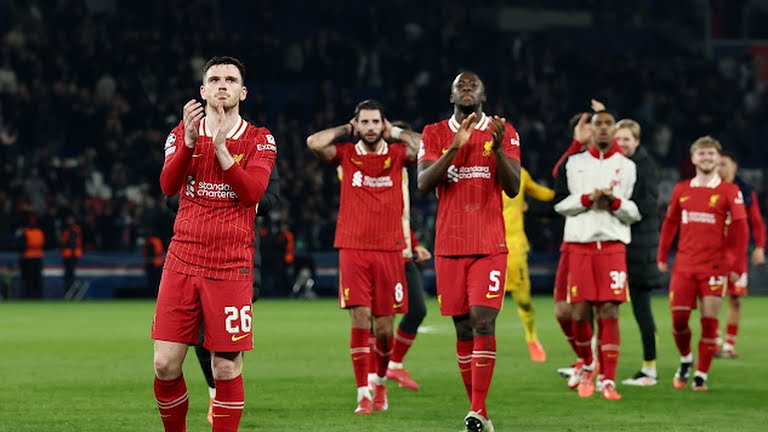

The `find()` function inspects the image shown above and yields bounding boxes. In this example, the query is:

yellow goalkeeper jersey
[503,167,555,255]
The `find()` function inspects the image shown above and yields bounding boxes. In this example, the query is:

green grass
[1,296,767,431]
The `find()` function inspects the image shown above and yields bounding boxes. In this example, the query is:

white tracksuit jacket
[553,145,641,245]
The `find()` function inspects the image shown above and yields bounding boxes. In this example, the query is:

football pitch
[2,296,767,432]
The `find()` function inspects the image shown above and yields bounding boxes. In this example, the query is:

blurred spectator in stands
[17,213,44,298]
[60,213,83,293]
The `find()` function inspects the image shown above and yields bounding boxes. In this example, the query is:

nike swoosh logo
[192,154,203,158]
[231,333,250,342]
[476,363,491,368]
[680,196,690,202]
[213,414,230,418]
[393,303,404,308]
[160,414,172,418]
[352,355,367,361]
[486,293,501,299]
[460,367,471,372]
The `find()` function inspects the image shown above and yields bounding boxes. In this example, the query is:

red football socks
[470,336,496,418]
[672,309,692,356]
[154,375,188,432]
[600,318,620,381]
[557,318,579,357]
[351,328,371,388]
[456,339,474,401]
[573,321,594,366]
[212,375,244,432]
[374,335,393,377]
[698,317,719,373]
[391,328,417,363]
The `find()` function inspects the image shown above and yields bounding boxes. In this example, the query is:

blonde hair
[615,119,641,140]
[689,135,722,155]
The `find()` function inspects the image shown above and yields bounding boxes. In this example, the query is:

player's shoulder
[423,119,450,134]
[170,121,185,135]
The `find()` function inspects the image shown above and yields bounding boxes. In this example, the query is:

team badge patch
[164,133,177,157]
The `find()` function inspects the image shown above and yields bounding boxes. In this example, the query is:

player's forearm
[159,144,194,196]
[214,145,236,171]
[657,217,679,263]
[223,163,272,207]
[307,125,349,160]
[417,150,457,193]
[494,149,521,197]
[725,218,749,273]
[257,168,281,216]
[399,130,421,161]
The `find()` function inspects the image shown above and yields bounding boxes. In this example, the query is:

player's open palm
[212,102,237,148]
[183,99,204,148]
[573,113,592,144]
[451,112,478,150]
[490,115,506,150]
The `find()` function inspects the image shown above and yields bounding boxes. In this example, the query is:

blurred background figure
[60,213,83,296]
[17,214,45,298]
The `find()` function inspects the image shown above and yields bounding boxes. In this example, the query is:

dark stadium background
[1,0,766,299]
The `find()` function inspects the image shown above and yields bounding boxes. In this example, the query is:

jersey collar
[588,140,623,159]
[198,116,247,139]
[355,141,388,155]
[448,112,489,133]
[690,174,722,188]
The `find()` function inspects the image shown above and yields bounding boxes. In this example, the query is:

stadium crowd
[0,0,766,259]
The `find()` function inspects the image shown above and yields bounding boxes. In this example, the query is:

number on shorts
[609,271,627,290]
[489,270,501,292]
[708,275,725,287]
[224,305,252,334]
[394,282,404,303]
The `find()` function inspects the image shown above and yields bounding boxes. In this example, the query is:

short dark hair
[720,150,738,163]
[353,99,385,120]
[202,56,246,82]
[591,109,616,121]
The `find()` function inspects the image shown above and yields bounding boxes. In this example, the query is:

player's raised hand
[490,115,507,150]
[183,99,204,148]
[573,113,592,144]
[450,112,478,150]
[348,118,357,138]
[751,247,765,265]
[212,102,237,149]
[382,118,394,141]
[591,99,606,112]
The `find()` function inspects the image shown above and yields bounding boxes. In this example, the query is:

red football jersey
[660,176,747,273]
[333,142,409,251]
[160,116,277,280]
[419,113,521,256]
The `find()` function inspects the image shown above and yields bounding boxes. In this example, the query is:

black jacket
[627,146,661,289]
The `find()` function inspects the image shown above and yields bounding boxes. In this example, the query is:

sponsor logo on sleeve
[417,140,425,159]
[164,134,177,157]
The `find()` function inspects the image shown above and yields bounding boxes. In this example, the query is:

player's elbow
[159,176,179,198]
[416,172,432,194]
[306,135,320,152]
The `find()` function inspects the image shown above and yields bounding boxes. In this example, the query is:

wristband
[391,126,403,139]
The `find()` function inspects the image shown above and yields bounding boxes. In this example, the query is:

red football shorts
[670,269,726,309]
[553,250,569,302]
[338,249,407,316]
[435,253,507,316]
[726,272,748,297]
[152,269,254,352]
[566,242,628,304]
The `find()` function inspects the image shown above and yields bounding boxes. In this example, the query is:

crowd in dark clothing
[1,0,766,259]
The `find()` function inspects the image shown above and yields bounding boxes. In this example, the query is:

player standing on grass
[307,99,420,415]
[658,136,748,391]
[418,71,521,432]
[502,167,553,362]
[715,152,766,358]
[554,110,640,401]
[152,56,276,432]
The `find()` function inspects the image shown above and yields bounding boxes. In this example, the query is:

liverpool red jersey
[333,142,409,251]
[419,113,521,256]
[160,116,277,280]
[659,176,747,273]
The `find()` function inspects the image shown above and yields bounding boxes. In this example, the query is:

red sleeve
[748,191,766,248]
[418,124,441,164]
[330,143,350,166]
[725,218,749,274]
[728,186,748,222]
[552,139,584,178]
[410,228,420,249]
[658,185,682,263]
[502,123,521,162]
[222,128,276,207]
[159,124,192,197]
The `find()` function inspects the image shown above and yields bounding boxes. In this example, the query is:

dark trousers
[145,264,162,295]
[399,260,427,334]
[20,258,43,299]
[63,257,77,291]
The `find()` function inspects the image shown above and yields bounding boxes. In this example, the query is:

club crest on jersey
[709,194,720,207]
[383,157,391,169]
[164,134,177,157]
[482,140,493,157]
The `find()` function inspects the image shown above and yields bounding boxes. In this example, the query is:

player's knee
[471,318,496,336]
[730,297,741,309]
[212,354,241,380]
[153,353,183,380]
[517,301,532,313]
[554,302,571,321]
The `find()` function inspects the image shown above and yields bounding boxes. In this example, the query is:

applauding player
[418,71,521,432]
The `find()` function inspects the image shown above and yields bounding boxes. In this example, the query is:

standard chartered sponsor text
[362,175,394,188]
[457,165,491,179]
[198,181,238,199]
